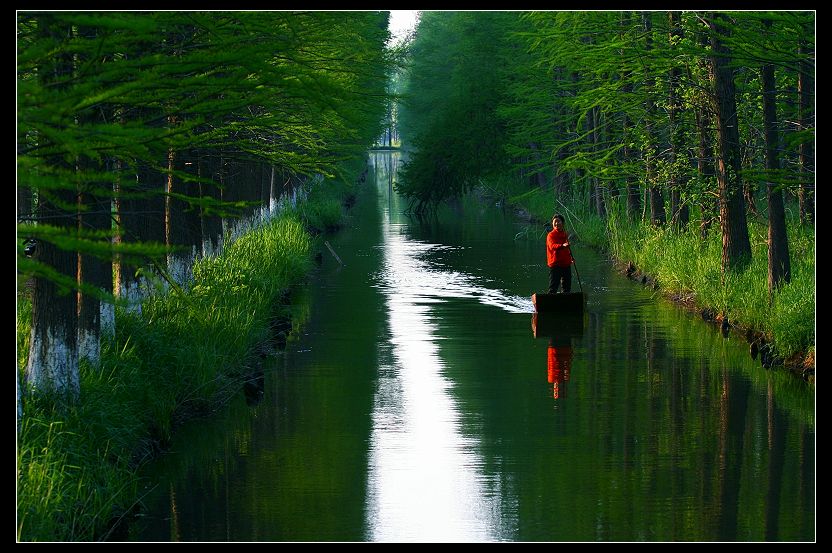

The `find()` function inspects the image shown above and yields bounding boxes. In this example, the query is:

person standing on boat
[546,214,572,294]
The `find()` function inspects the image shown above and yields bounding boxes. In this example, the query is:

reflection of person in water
[547,338,573,399]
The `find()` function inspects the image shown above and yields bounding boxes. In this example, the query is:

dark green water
[129,151,815,542]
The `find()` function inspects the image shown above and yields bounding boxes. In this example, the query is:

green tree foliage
[17,11,394,398]
[17,10,395,540]
[397,11,814,268]
[396,11,513,213]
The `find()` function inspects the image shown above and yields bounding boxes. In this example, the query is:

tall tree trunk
[26,16,79,401]
[164,131,191,286]
[75,25,112,365]
[742,146,759,220]
[220,157,235,241]
[198,153,223,257]
[761,19,791,296]
[100,158,117,338]
[692,26,717,240]
[211,154,227,254]
[182,150,203,260]
[268,164,277,214]
[668,11,689,230]
[591,106,606,218]
[116,166,144,308]
[602,111,619,203]
[643,12,665,225]
[118,160,166,309]
[620,12,640,222]
[112,157,124,308]
[164,139,176,261]
[553,145,570,206]
[246,161,259,218]
[552,68,572,207]
[196,153,208,256]
[259,161,270,218]
[28,223,80,400]
[797,28,815,226]
[529,142,549,189]
[708,12,752,274]
[76,159,112,366]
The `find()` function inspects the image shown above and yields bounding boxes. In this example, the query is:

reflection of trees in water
[569,301,813,540]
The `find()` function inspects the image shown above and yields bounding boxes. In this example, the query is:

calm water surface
[130,152,815,542]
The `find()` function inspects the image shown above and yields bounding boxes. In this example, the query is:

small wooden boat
[531,292,587,314]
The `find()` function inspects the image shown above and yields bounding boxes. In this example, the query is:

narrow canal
[130,151,815,542]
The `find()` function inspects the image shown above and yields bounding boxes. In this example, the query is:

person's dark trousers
[548,265,572,293]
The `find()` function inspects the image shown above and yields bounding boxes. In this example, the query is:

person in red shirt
[546,213,573,294]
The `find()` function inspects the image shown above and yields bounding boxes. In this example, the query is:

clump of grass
[299,196,344,231]
[17,388,140,542]
[769,259,815,357]
[606,210,814,361]
[292,173,357,232]
[122,213,313,442]
[17,293,31,375]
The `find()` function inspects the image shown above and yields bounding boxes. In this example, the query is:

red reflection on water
[547,341,573,400]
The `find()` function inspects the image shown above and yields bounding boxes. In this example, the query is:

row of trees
[17,12,395,402]
[397,11,814,288]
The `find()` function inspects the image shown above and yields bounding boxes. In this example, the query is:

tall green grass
[17,212,312,541]
[291,162,363,232]
[294,179,347,232]
[602,207,814,360]
[17,293,31,374]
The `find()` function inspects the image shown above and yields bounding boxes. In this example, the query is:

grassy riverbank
[16,173,361,541]
[487,182,815,378]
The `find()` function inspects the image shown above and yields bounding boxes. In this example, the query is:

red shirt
[546,228,572,268]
